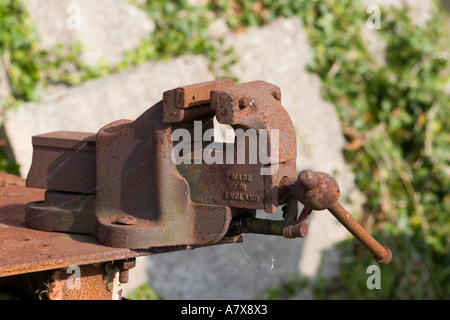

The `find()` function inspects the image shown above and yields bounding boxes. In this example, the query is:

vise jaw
[25,79,391,264]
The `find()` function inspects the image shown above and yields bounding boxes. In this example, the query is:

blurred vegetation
[126,283,162,300]
[1,0,449,299]
[218,0,449,299]
[261,275,308,300]
[300,0,449,299]
[0,0,43,104]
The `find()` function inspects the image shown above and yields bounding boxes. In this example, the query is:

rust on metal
[178,81,298,214]
[116,215,138,226]
[0,175,140,278]
[210,80,296,164]
[163,78,233,123]
[26,131,96,194]
[47,263,120,300]
[227,213,284,237]
[113,258,136,284]
[281,170,340,210]
[170,78,234,109]
[0,172,241,279]
[280,170,392,264]
[23,80,297,249]
[328,202,392,264]
[19,79,391,265]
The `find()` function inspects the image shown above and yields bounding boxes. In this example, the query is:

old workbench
[0,172,240,300]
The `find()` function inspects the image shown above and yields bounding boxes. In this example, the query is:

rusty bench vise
[25,79,392,264]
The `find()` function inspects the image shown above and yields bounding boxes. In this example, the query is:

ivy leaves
[0,0,44,102]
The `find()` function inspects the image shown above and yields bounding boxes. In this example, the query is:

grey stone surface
[147,235,305,299]
[5,55,214,178]
[26,0,155,66]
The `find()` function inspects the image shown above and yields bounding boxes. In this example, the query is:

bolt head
[116,215,137,225]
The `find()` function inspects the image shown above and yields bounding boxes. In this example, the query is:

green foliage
[0,0,239,95]
[297,0,449,299]
[39,0,240,85]
[302,0,449,248]
[126,283,161,300]
[0,0,87,106]
[0,148,19,175]
[130,0,238,80]
[261,276,308,300]
[314,233,450,299]
[209,0,450,299]
[0,0,44,102]
[136,1,216,59]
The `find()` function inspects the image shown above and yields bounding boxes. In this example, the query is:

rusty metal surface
[47,263,120,300]
[24,80,296,249]
[0,173,242,277]
[114,258,136,284]
[211,81,297,164]
[178,81,298,213]
[178,157,266,211]
[25,103,233,248]
[94,99,233,248]
[280,170,392,264]
[163,79,233,123]
[0,174,142,277]
[226,169,392,264]
[328,202,392,264]
[26,191,97,235]
[26,131,96,194]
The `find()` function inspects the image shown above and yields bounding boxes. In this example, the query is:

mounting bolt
[116,215,137,225]
[113,258,136,284]
[238,97,255,110]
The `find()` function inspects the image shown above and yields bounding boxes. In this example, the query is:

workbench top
[0,172,145,278]
[0,172,241,278]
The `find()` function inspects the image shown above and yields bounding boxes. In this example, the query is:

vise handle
[281,170,392,265]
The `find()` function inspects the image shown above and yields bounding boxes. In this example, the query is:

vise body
[25,80,391,264]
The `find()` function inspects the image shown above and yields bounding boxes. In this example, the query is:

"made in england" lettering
[223,192,259,202]
[229,173,253,182]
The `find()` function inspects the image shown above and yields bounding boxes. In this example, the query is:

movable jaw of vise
[25,79,391,265]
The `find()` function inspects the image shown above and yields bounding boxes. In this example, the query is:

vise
[24,79,391,264]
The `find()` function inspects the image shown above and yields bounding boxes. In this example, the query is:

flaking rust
[47,264,120,300]
[23,79,391,264]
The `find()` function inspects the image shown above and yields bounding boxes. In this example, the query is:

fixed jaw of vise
[24,79,392,265]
